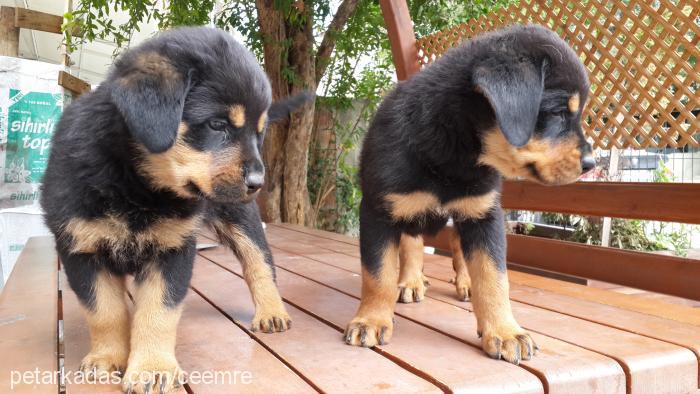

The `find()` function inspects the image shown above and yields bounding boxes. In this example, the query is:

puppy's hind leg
[209,202,290,333]
[345,201,400,347]
[61,253,130,379]
[398,233,430,303]
[456,207,536,365]
[449,230,471,301]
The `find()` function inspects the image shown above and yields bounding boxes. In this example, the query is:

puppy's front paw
[450,272,471,302]
[398,273,430,303]
[251,303,292,333]
[480,323,537,365]
[123,354,185,394]
[80,348,129,380]
[344,315,393,347]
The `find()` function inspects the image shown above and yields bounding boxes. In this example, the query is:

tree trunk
[281,0,315,225]
[255,0,289,223]
[255,0,359,225]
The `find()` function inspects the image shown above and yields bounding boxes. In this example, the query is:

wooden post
[0,6,20,57]
[379,0,420,81]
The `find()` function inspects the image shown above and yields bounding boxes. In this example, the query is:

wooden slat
[58,71,91,97]
[502,181,700,225]
[378,0,420,81]
[273,223,358,244]
[422,225,700,302]
[176,292,313,393]
[199,246,544,393]
[0,237,58,393]
[507,272,700,327]
[266,225,700,392]
[192,256,440,393]
[13,7,62,34]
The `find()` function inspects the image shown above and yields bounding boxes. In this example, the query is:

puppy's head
[473,24,594,185]
[108,27,311,202]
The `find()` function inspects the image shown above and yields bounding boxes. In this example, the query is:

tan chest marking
[65,215,201,254]
[385,190,498,221]
[385,192,440,221]
[444,190,499,220]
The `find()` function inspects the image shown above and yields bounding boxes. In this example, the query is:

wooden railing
[502,181,700,224]
[378,0,700,301]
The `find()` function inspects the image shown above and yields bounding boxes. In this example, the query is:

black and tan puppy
[41,27,309,392]
[344,24,593,364]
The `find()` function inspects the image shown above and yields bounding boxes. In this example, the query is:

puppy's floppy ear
[473,57,546,147]
[268,91,314,123]
[111,53,193,153]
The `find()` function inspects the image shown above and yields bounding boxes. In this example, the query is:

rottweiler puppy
[344,24,593,365]
[41,27,309,393]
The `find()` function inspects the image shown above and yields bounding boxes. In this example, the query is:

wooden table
[1,224,699,393]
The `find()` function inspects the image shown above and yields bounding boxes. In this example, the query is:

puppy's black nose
[581,155,596,174]
[245,172,264,193]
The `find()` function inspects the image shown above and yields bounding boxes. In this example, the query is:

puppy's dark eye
[208,119,228,131]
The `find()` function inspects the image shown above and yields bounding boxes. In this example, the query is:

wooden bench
[1,226,699,393]
[1,1,698,392]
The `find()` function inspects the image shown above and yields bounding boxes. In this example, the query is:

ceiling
[1,0,162,85]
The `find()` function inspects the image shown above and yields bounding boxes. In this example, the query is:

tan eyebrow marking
[568,93,580,113]
[229,105,246,128]
[257,111,268,133]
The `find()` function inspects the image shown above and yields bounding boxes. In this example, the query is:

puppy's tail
[268,91,315,122]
